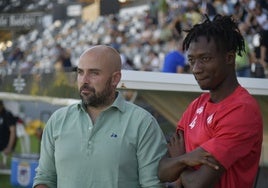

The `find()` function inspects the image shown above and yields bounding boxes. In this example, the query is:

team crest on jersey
[196,106,204,114]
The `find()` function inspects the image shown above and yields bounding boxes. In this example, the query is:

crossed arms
[158,130,226,188]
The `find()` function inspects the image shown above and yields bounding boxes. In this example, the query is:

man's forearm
[158,156,187,182]
[4,126,16,154]
[180,156,225,188]
[158,131,186,182]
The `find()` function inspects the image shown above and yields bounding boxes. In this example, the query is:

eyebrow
[187,51,213,57]
[76,67,102,72]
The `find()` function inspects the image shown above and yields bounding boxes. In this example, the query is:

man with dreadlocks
[158,14,263,188]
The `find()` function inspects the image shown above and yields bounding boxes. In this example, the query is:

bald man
[33,45,167,188]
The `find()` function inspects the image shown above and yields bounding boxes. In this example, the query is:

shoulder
[214,87,262,130]
[124,101,154,118]
[44,103,80,133]
[49,103,80,120]
[166,51,183,58]
[122,101,161,130]
[228,86,260,111]
[3,109,13,117]
[115,92,153,118]
[2,110,16,123]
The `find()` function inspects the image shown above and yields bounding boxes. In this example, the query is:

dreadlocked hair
[182,14,245,56]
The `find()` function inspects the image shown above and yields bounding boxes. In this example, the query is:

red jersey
[178,85,263,188]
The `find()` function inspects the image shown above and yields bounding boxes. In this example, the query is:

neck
[210,76,239,103]
[87,107,104,124]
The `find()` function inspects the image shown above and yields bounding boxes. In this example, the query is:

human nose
[191,60,203,73]
[79,73,90,83]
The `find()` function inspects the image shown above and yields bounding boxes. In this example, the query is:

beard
[79,77,113,108]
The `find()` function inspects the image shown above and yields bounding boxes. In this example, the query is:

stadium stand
[0,0,267,77]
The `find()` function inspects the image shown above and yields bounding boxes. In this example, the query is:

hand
[3,147,12,155]
[167,131,185,157]
[181,147,219,170]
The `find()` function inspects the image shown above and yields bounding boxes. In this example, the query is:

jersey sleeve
[201,103,263,170]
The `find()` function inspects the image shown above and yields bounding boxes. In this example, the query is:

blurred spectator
[162,38,186,73]
[0,100,16,166]
[148,0,159,25]
[236,40,253,77]
[171,16,183,40]
[120,51,135,70]
[0,52,7,79]
[140,24,154,45]
[142,50,161,71]
[185,1,202,26]
[233,1,248,22]
[158,21,173,43]
[252,3,268,71]
[7,47,24,74]
[7,47,24,65]
[158,0,169,27]
[54,44,73,72]
[213,0,235,16]
[235,23,257,77]
[201,0,217,19]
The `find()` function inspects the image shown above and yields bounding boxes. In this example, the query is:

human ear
[112,71,121,87]
[226,52,236,65]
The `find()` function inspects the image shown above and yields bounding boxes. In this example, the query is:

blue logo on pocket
[110,133,118,138]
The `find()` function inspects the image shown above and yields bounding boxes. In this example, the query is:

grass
[0,135,40,188]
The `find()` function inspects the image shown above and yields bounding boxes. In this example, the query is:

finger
[167,142,174,150]
[169,135,176,145]
[173,132,179,142]
[178,131,184,140]
[202,158,219,170]
[177,130,184,142]
[203,152,212,157]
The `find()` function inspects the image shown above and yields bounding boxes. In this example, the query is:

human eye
[77,68,83,75]
[201,56,212,63]
[187,57,195,66]
[89,70,100,77]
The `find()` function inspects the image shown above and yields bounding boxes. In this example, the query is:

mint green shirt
[33,92,167,188]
